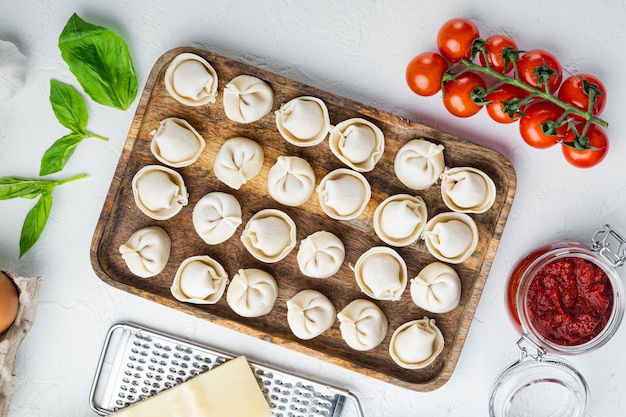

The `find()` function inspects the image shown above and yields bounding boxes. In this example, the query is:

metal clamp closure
[515,334,547,363]
[592,224,626,268]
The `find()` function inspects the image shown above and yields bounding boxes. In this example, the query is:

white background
[2,0,626,416]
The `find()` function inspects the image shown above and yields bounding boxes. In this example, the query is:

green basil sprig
[0,174,86,257]
[59,13,138,111]
[40,80,107,176]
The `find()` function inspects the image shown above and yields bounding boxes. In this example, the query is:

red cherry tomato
[406,52,449,96]
[518,101,565,148]
[437,18,480,62]
[518,49,562,93]
[486,84,527,124]
[557,74,607,121]
[562,124,609,168]
[442,72,486,117]
[478,34,518,74]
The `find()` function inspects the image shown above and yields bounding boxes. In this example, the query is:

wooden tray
[90,47,516,392]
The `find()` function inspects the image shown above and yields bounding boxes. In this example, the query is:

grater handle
[347,391,366,417]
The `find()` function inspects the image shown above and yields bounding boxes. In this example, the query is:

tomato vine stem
[446,59,609,129]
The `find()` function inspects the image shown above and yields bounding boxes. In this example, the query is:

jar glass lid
[489,338,589,417]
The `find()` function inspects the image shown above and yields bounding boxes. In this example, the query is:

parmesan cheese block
[110,356,272,417]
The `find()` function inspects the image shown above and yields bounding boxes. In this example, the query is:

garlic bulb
[0,40,27,101]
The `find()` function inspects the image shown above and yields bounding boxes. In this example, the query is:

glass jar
[489,224,625,417]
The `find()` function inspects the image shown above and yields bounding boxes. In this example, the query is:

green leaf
[39,133,87,176]
[0,177,51,200]
[19,192,53,258]
[58,13,138,110]
[49,79,89,132]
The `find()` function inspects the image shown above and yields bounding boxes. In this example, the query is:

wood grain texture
[90,47,516,391]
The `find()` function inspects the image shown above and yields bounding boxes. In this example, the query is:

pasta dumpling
[131,165,188,220]
[226,269,278,317]
[223,74,274,123]
[440,166,496,213]
[119,226,171,278]
[171,255,228,304]
[410,262,461,314]
[267,156,316,207]
[214,137,264,190]
[287,289,336,340]
[192,192,242,244]
[353,246,407,301]
[164,53,218,106]
[394,139,445,190]
[276,96,330,146]
[241,209,297,263]
[150,117,205,167]
[317,168,371,220]
[373,194,427,247]
[389,317,444,369]
[296,231,345,278]
[329,118,384,172]
[421,212,479,264]
[337,299,388,351]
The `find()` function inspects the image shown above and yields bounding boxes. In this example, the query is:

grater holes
[311,406,331,416]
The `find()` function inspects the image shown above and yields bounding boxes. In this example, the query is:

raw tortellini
[422,212,478,264]
[440,166,496,213]
[226,269,278,317]
[394,139,445,190]
[214,137,264,190]
[296,231,345,278]
[171,255,228,304]
[410,262,461,314]
[276,96,330,146]
[150,117,205,167]
[329,118,385,172]
[267,156,316,207]
[374,194,427,247]
[119,226,171,278]
[337,299,388,351]
[241,209,297,263]
[421,212,479,264]
[223,74,274,123]
[353,246,407,301]
[317,168,371,220]
[287,289,336,340]
[389,317,444,369]
[164,53,218,106]
[192,192,242,245]
[0,39,28,102]
[131,165,188,220]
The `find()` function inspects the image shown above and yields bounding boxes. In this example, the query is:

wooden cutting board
[90,47,516,391]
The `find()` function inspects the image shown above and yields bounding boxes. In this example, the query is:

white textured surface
[2,1,626,416]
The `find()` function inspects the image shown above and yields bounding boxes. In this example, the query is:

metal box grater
[89,322,364,417]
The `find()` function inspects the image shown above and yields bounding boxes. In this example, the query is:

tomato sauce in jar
[506,233,624,355]
[526,256,613,346]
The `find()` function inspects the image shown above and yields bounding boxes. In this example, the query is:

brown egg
[0,271,19,334]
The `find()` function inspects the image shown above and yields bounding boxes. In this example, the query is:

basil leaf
[58,13,138,111]
[19,192,53,258]
[50,79,88,133]
[39,133,87,176]
[0,177,51,200]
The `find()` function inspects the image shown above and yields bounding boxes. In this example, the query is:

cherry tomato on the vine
[442,72,486,118]
[561,124,608,168]
[437,18,480,62]
[518,101,565,149]
[558,74,607,121]
[486,84,527,124]
[518,49,562,93]
[478,34,518,74]
[406,52,449,96]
